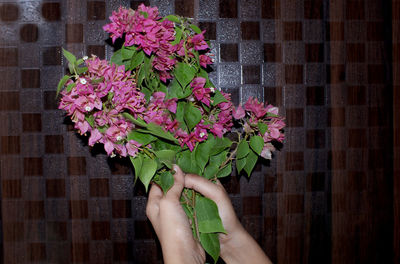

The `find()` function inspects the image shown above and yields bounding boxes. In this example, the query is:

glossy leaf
[154,149,176,168]
[56,75,70,96]
[195,195,225,233]
[122,113,148,127]
[236,139,249,159]
[174,62,196,88]
[243,149,258,177]
[195,136,214,171]
[130,50,145,70]
[127,131,156,145]
[190,24,202,34]
[257,122,268,136]
[184,103,202,130]
[211,89,228,106]
[62,48,76,64]
[210,137,232,155]
[164,14,180,23]
[204,164,219,179]
[138,157,157,192]
[217,162,232,178]
[236,157,246,173]
[200,233,220,264]
[130,155,143,183]
[159,171,174,194]
[249,135,264,155]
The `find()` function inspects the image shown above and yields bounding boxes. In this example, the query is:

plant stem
[191,189,201,241]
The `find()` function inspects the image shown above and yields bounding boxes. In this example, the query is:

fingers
[165,165,185,200]
[146,183,163,219]
[184,173,227,202]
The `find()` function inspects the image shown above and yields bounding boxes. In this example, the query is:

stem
[191,189,201,241]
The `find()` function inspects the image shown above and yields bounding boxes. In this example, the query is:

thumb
[165,164,185,200]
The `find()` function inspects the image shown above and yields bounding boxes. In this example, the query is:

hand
[184,172,272,264]
[146,165,205,264]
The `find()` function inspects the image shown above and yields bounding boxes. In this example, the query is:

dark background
[0,0,399,263]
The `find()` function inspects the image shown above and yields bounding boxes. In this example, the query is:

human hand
[146,165,205,264]
[184,172,272,264]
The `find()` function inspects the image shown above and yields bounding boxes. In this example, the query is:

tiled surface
[0,0,395,263]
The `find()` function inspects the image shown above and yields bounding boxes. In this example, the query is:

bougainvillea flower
[232,105,245,119]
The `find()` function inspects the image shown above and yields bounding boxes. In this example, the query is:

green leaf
[257,122,268,136]
[184,103,202,131]
[164,14,180,23]
[171,26,183,45]
[236,140,250,159]
[129,50,145,70]
[91,76,104,84]
[159,171,174,194]
[210,150,228,165]
[190,24,202,34]
[56,75,70,96]
[195,136,214,171]
[217,162,232,178]
[122,47,135,60]
[177,150,201,175]
[76,58,84,66]
[139,123,179,144]
[85,115,95,127]
[174,62,196,88]
[62,48,76,64]
[138,157,157,192]
[127,131,156,145]
[204,164,219,179]
[236,158,246,173]
[154,150,176,168]
[76,67,88,74]
[210,137,232,155]
[122,113,148,127]
[66,82,76,92]
[175,101,186,125]
[195,195,225,233]
[243,149,258,177]
[152,138,181,152]
[249,135,264,155]
[111,49,123,65]
[211,89,228,106]
[130,155,143,184]
[200,233,220,264]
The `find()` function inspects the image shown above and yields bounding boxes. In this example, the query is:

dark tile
[285,152,304,171]
[69,200,89,219]
[306,172,325,192]
[284,22,302,41]
[242,65,260,84]
[346,1,365,20]
[24,157,43,176]
[241,21,260,40]
[67,157,86,176]
[0,48,18,67]
[285,64,303,84]
[369,107,389,127]
[327,150,346,170]
[87,45,105,59]
[25,201,45,219]
[367,22,384,41]
[220,0,237,18]
[3,222,24,242]
[326,22,344,41]
[347,171,366,191]
[91,221,110,240]
[175,0,194,17]
[27,243,46,262]
[327,107,345,127]
[20,24,39,43]
[46,179,66,198]
[264,86,282,106]
[348,128,366,148]
[45,135,64,154]
[22,113,42,132]
[47,222,67,241]
[304,0,323,19]
[284,194,304,214]
[87,1,106,20]
[220,174,240,194]
[71,243,90,262]
[220,43,238,62]
[346,43,365,62]
[262,0,280,19]
[243,196,262,215]
[306,86,324,105]
[44,91,59,110]
[134,220,155,239]
[2,179,22,198]
[130,1,150,10]
[41,2,61,21]
[112,200,132,218]
[109,158,131,175]
[368,64,386,84]
[43,47,61,66]
[199,22,216,40]
[286,108,304,127]
[90,178,109,197]
[0,3,19,21]
[21,69,40,89]
[264,43,282,62]
[369,149,389,169]
[347,86,366,105]
[326,64,345,84]
[113,242,133,261]
[264,175,278,192]
[66,24,83,43]
[0,91,19,110]
[306,129,325,149]
[1,136,20,154]
[305,43,324,63]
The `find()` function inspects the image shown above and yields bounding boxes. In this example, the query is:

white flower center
[199,132,205,137]
[85,106,91,111]
[116,136,122,141]
[80,78,87,84]
[83,56,88,60]
[209,87,215,93]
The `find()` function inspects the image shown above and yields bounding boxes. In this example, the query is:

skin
[146,165,272,264]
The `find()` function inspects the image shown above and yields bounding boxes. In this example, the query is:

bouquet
[57,4,285,262]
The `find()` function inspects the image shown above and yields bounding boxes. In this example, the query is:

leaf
[152,138,181,152]
[195,195,225,233]
[129,50,145,70]
[111,49,123,65]
[210,150,228,165]
[174,62,196,89]
[195,136,214,171]
[122,47,135,60]
[211,89,227,106]
[122,113,148,127]
[154,149,176,168]
[159,171,174,194]
[184,103,202,130]
[236,158,246,173]
[258,122,268,136]
[164,14,180,23]
[243,149,258,177]
[127,131,156,145]
[85,115,95,127]
[76,66,88,74]
[56,75,70,96]
[200,233,220,264]
[210,137,232,155]
[138,157,157,192]
[139,123,179,144]
[66,82,76,92]
[217,162,232,178]
[190,24,202,34]
[62,48,76,64]
[177,150,201,175]
[171,26,182,45]
[175,101,186,125]
[236,139,250,159]
[204,164,219,179]
[130,155,143,183]
[249,135,264,155]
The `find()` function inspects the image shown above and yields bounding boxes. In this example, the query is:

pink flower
[244,97,268,119]
[188,31,209,50]
[199,55,213,68]
[126,140,142,157]
[232,105,245,119]
[260,143,275,160]
[190,77,212,106]
[210,123,225,138]
[89,129,102,146]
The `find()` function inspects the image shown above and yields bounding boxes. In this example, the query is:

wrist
[161,241,205,264]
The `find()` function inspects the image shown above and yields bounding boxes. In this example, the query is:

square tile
[219,0,237,18]
[241,21,260,40]
[46,179,66,198]
[0,92,19,111]
[264,43,282,62]
[21,69,40,89]
[262,0,280,19]
[90,178,110,197]
[23,157,43,176]
[87,1,106,20]
[66,24,84,43]
[283,21,302,41]
[22,113,42,132]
